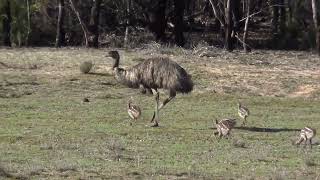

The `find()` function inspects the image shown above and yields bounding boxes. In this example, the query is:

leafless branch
[68,0,89,47]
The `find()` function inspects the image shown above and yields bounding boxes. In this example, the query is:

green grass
[0,48,319,179]
[1,93,319,179]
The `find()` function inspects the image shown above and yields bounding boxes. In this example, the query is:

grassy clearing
[0,47,319,179]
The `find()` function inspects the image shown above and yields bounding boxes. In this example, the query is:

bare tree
[208,0,234,51]
[69,0,89,47]
[2,0,12,46]
[232,0,241,41]
[243,0,250,52]
[55,0,66,47]
[26,0,32,46]
[124,0,131,48]
[311,0,320,55]
[149,0,167,42]
[271,0,279,34]
[208,0,224,28]
[279,0,286,33]
[173,0,185,46]
[224,0,233,51]
[89,0,102,48]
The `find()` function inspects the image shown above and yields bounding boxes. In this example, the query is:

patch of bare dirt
[289,85,320,98]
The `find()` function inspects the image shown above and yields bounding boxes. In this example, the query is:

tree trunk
[224,0,233,51]
[311,0,320,55]
[173,0,185,46]
[279,0,286,34]
[124,0,131,48]
[185,0,192,16]
[271,0,279,34]
[55,0,66,47]
[26,0,31,46]
[208,0,224,28]
[89,0,102,48]
[243,0,250,53]
[69,0,89,47]
[148,0,167,42]
[232,0,241,35]
[231,0,241,46]
[287,0,293,23]
[2,0,12,46]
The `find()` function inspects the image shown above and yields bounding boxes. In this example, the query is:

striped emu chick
[295,127,316,148]
[127,99,141,123]
[238,101,250,126]
[215,118,237,138]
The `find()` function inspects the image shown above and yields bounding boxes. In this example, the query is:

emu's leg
[150,89,158,123]
[295,137,303,147]
[150,90,176,127]
[218,131,222,140]
[150,92,160,127]
[226,130,231,139]
[303,138,308,148]
[295,137,304,146]
[242,116,247,126]
[151,92,160,127]
[309,139,312,149]
[158,90,176,111]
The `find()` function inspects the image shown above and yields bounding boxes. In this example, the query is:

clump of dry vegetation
[80,61,93,74]
[232,139,246,148]
[304,157,317,167]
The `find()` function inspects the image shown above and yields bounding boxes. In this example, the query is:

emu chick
[215,118,237,138]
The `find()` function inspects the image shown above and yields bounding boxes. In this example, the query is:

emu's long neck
[114,67,140,88]
[127,101,131,109]
[112,57,120,69]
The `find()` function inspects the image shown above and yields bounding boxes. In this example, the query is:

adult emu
[107,50,193,127]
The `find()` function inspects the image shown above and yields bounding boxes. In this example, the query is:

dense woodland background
[0,0,319,53]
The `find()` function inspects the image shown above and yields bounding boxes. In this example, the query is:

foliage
[0,0,319,50]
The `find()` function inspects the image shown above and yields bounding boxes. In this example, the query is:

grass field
[0,47,319,179]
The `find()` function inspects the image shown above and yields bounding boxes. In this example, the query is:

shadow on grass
[312,142,320,146]
[88,72,112,77]
[0,166,27,180]
[234,126,300,133]
[0,166,12,178]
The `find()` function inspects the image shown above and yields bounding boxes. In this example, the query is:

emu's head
[127,97,132,108]
[105,50,124,82]
[106,50,120,69]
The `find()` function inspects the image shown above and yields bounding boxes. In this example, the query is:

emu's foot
[150,122,159,127]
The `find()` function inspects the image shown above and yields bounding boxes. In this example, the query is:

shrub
[80,61,93,74]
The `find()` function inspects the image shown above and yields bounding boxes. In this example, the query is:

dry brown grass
[1,47,319,99]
